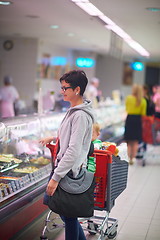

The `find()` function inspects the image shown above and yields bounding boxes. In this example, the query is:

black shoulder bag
[44,142,95,218]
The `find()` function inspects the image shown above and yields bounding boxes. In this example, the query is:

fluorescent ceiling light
[146,7,160,12]
[99,15,115,26]
[71,0,150,57]
[125,39,150,57]
[67,33,75,37]
[0,1,12,5]
[75,2,103,16]
[81,39,88,43]
[72,0,89,2]
[106,25,131,40]
[50,25,59,29]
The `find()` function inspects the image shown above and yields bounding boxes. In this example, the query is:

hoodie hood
[67,99,95,123]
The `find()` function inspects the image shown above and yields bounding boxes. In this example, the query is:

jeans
[60,215,86,240]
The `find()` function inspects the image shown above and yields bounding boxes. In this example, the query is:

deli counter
[0,105,125,239]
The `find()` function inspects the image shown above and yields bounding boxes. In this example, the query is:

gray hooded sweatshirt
[52,100,95,182]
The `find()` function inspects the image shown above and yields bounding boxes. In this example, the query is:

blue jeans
[60,215,86,240]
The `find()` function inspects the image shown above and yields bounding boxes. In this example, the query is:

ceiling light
[146,7,160,12]
[75,2,103,16]
[26,15,39,19]
[0,1,12,5]
[81,39,88,43]
[99,15,115,26]
[67,33,75,37]
[125,39,150,57]
[71,0,89,2]
[71,0,150,57]
[50,25,59,29]
[106,25,131,40]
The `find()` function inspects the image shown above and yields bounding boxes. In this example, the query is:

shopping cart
[40,144,128,240]
[142,116,160,145]
[137,116,160,165]
[136,116,160,167]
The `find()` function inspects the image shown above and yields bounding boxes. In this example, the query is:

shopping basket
[142,116,160,145]
[40,144,129,240]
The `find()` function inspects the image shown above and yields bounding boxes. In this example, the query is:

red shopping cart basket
[93,150,128,212]
[142,116,160,145]
[92,149,112,209]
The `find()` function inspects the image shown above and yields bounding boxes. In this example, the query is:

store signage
[131,62,144,71]
[76,58,95,68]
[50,56,67,66]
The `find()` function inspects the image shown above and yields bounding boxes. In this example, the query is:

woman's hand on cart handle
[39,136,54,146]
[46,179,58,196]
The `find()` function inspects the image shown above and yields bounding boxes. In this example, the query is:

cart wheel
[142,159,146,167]
[87,222,98,235]
[108,231,117,239]
[105,225,118,239]
[46,212,64,232]
[47,222,58,232]
[40,235,48,240]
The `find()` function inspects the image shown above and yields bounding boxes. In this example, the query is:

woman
[152,85,160,119]
[124,84,146,165]
[40,70,94,240]
[143,84,155,116]
[0,76,19,118]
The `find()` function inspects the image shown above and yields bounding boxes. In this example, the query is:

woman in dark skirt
[124,84,147,165]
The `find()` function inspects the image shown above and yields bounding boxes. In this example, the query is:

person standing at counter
[86,77,102,107]
[124,84,146,165]
[0,76,19,118]
[40,70,94,240]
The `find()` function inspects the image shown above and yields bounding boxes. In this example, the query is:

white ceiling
[0,0,160,62]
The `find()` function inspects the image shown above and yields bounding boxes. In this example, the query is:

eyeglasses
[61,86,73,92]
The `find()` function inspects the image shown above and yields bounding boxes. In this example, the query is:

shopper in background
[0,76,19,118]
[151,85,158,101]
[86,77,102,107]
[152,85,160,119]
[143,84,155,116]
[124,84,146,165]
[40,70,94,240]
[136,85,155,162]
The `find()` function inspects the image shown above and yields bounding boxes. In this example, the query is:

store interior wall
[36,40,70,97]
[0,37,38,107]
[0,36,147,112]
[121,65,146,98]
[95,54,124,99]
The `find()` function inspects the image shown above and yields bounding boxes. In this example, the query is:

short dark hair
[59,70,88,96]
[4,76,12,85]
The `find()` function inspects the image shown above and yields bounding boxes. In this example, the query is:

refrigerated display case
[0,105,125,239]
[0,115,54,239]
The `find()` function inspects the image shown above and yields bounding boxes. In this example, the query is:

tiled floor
[12,145,160,240]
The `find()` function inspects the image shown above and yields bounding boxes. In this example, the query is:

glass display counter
[0,115,58,239]
[0,105,125,239]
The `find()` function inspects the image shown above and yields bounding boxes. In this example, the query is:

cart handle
[94,149,112,155]
[46,143,56,160]
[46,143,113,163]
[46,144,112,155]
[46,143,55,149]
[93,149,112,163]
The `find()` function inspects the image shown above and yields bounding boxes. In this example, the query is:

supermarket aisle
[11,145,160,240]
[106,144,160,240]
